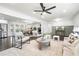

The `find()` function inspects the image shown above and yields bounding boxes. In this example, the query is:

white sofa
[63,37,79,56]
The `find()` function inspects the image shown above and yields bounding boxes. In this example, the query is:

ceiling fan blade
[46,6,56,11]
[46,11,52,14]
[34,10,43,12]
[40,3,45,11]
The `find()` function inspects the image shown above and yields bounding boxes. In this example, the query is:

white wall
[41,22,52,34]
[73,13,79,26]
[41,18,74,34]
[73,13,79,32]
[50,18,73,26]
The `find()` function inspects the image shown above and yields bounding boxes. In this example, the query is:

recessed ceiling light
[63,10,67,13]
[54,18,62,22]
[33,11,37,14]
[24,20,34,23]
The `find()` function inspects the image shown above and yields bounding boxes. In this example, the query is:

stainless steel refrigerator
[0,23,11,51]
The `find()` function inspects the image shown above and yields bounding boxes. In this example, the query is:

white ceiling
[0,3,79,22]
[0,13,24,21]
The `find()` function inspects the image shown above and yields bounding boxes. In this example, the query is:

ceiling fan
[34,3,56,15]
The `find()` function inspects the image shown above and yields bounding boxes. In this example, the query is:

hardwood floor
[0,40,64,56]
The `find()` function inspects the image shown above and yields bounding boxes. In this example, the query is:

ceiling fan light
[43,12,46,15]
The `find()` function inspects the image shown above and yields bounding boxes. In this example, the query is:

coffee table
[36,38,50,50]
